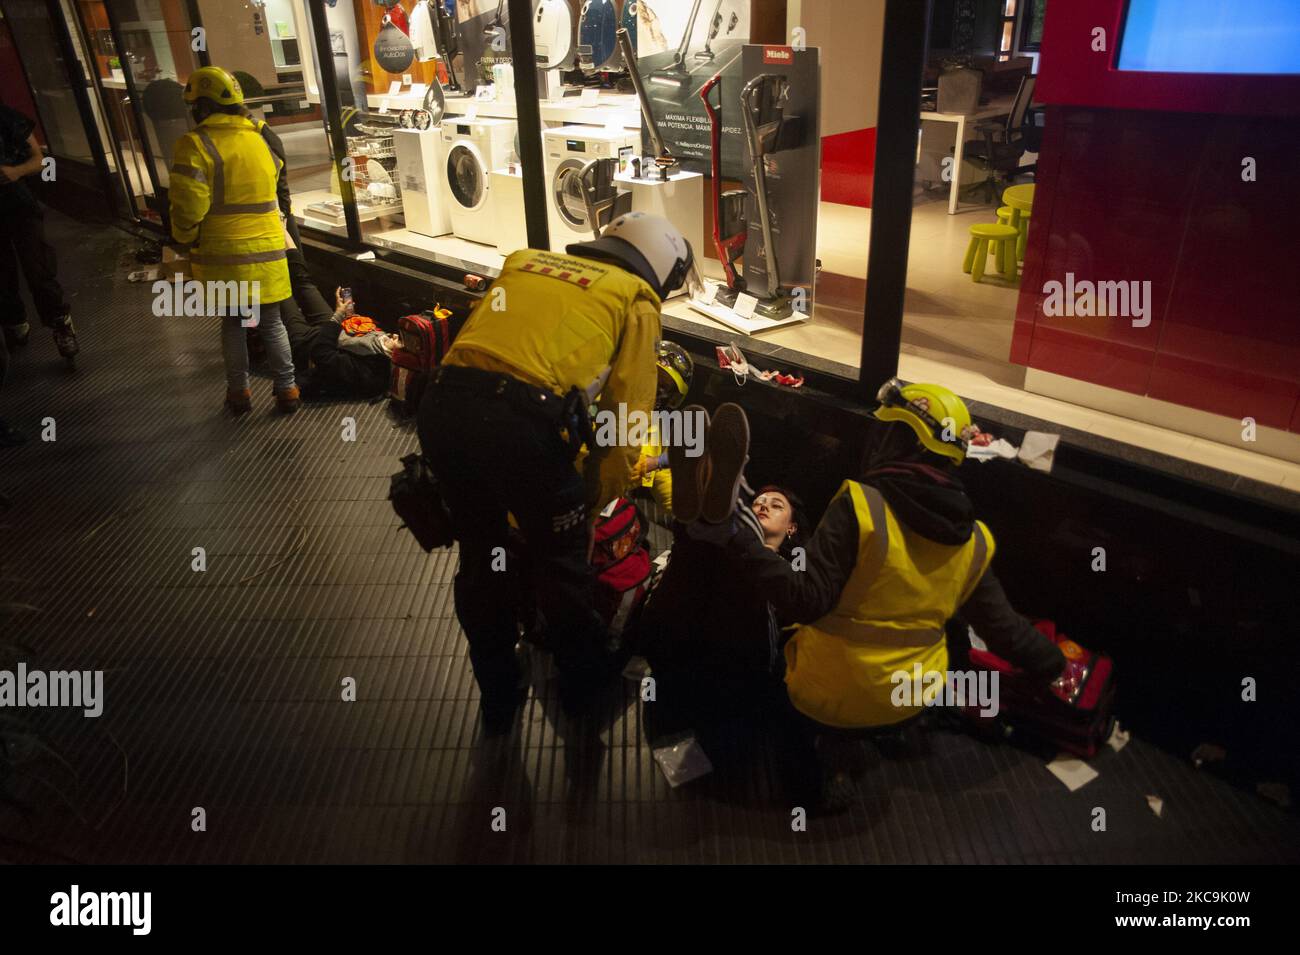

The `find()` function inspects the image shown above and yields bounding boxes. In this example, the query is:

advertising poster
[634,0,751,179]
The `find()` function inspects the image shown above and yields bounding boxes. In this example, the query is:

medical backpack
[388,307,452,415]
[590,497,653,640]
[961,620,1117,758]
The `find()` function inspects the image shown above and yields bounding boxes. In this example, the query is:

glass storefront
[4,0,1298,482]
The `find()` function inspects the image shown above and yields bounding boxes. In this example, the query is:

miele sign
[763,46,795,64]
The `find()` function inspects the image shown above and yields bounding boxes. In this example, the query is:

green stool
[963,223,1019,282]
[995,204,1030,261]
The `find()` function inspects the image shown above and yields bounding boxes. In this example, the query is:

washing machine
[543,125,637,251]
[442,116,517,246]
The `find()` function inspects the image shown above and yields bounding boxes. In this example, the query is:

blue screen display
[1118,0,1300,74]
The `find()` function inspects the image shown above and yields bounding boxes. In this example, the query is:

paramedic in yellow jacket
[168,66,299,416]
[673,384,1066,801]
[418,213,701,732]
[628,340,695,516]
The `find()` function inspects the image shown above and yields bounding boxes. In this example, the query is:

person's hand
[630,455,649,485]
[0,165,19,184]
[334,287,355,316]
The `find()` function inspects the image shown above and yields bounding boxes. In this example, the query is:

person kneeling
[672,386,1067,810]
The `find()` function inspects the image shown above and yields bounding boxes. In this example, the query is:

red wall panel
[821,127,875,207]
[1011,1,1300,432]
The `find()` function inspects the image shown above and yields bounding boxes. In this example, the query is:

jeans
[417,375,607,705]
[0,183,69,329]
[220,300,295,392]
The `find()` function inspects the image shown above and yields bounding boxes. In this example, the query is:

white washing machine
[393,128,451,239]
[543,125,637,251]
[442,117,517,246]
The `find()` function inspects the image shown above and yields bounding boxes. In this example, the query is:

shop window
[1,0,98,184]
[195,0,344,237]
[609,0,875,385]
[905,0,1040,388]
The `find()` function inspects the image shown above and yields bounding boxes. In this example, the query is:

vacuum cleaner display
[578,0,620,74]
[647,0,709,98]
[433,0,463,92]
[739,74,795,317]
[700,71,745,307]
[691,43,820,333]
[736,44,818,320]
[627,1,748,177]
[618,27,679,181]
[534,0,574,70]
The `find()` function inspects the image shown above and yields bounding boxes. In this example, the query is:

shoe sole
[667,405,710,524]
[701,402,749,523]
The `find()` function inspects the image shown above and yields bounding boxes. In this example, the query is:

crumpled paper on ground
[1018,431,1060,472]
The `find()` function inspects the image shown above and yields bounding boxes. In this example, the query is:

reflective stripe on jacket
[784,479,996,729]
[169,113,291,306]
[445,248,662,514]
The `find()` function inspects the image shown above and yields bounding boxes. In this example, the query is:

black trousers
[417,374,606,703]
[0,184,68,330]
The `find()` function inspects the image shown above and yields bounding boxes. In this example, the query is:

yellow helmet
[183,66,244,106]
[873,378,974,463]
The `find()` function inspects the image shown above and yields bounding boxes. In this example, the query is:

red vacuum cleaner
[700,71,746,308]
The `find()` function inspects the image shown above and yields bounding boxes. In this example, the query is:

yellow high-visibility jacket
[784,480,995,729]
[445,248,662,516]
[169,112,291,307]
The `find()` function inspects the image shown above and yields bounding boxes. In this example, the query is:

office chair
[959,74,1037,204]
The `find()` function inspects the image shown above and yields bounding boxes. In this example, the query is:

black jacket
[282,248,389,399]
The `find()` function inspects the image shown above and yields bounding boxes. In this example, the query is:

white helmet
[567,212,701,300]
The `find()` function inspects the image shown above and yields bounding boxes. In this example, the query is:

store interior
[35,0,1300,490]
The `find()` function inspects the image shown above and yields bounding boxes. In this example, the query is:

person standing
[169,66,299,415]
[0,97,79,376]
[418,213,701,732]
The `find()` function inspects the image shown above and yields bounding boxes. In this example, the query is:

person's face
[752,491,796,550]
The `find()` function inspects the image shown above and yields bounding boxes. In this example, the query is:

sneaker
[274,386,301,414]
[225,388,253,416]
[701,402,749,524]
[0,419,27,447]
[52,316,79,359]
[667,404,710,524]
[3,323,30,348]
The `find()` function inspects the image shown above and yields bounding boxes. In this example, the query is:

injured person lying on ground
[661,385,1069,811]
[635,483,808,745]
[280,240,395,401]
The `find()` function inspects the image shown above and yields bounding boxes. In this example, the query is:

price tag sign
[733,293,759,318]
[402,74,413,88]
[379,99,391,114]
[388,81,402,96]
[465,104,478,122]
[475,84,496,102]
[580,88,600,107]
[699,282,719,305]
[410,82,428,98]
